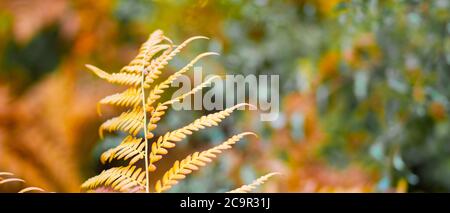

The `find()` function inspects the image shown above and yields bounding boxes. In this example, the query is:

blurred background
[0,0,449,192]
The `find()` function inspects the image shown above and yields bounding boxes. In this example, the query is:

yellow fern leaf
[146,76,221,138]
[0,177,24,185]
[100,136,144,165]
[0,172,14,177]
[148,103,254,172]
[83,30,276,193]
[155,132,256,193]
[227,173,280,193]
[120,44,171,74]
[0,172,46,193]
[86,65,151,88]
[18,187,45,193]
[120,30,167,73]
[110,72,149,87]
[81,166,146,192]
[99,107,144,138]
[85,64,110,79]
[146,52,219,108]
[97,87,141,115]
[144,36,209,86]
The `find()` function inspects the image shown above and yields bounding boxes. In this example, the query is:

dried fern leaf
[97,87,141,115]
[120,30,166,73]
[0,172,14,176]
[83,30,276,193]
[100,136,145,165]
[146,52,218,108]
[120,44,171,74]
[81,166,146,192]
[110,72,150,87]
[155,132,256,193]
[85,64,110,79]
[145,103,167,139]
[18,187,45,193]
[227,173,280,193]
[0,172,46,193]
[99,107,144,138]
[0,177,25,184]
[86,65,150,88]
[145,76,220,138]
[144,36,209,85]
[148,103,254,171]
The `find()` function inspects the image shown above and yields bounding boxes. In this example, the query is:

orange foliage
[0,69,112,192]
[318,51,341,82]
[429,101,447,121]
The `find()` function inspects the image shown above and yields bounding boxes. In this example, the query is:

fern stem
[141,64,150,193]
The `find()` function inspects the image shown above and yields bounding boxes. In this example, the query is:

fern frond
[144,36,209,85]
[99,107,144,138]
[145,103,167,139]
[0,177,24,185]
[97,87,141,115]
[119,30,166,73]
[120,44,171,74]
[18,187,45,193]
[155,132,256,193]
[143,47,171,84]
[109,73,149,87]
[100,136,145,165]
[81,166,146,192]
[84,30,275,193]
[148,103,253,172]
[0,172,45,193]
[146,52,219,108]
[162,36,173,44]
[86,65,150,88]
[227,173,280,193]
[0,172,14,176]
[85,64,110,79]
[145,76,220,138]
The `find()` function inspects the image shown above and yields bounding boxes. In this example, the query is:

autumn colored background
[0,0,449,192]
